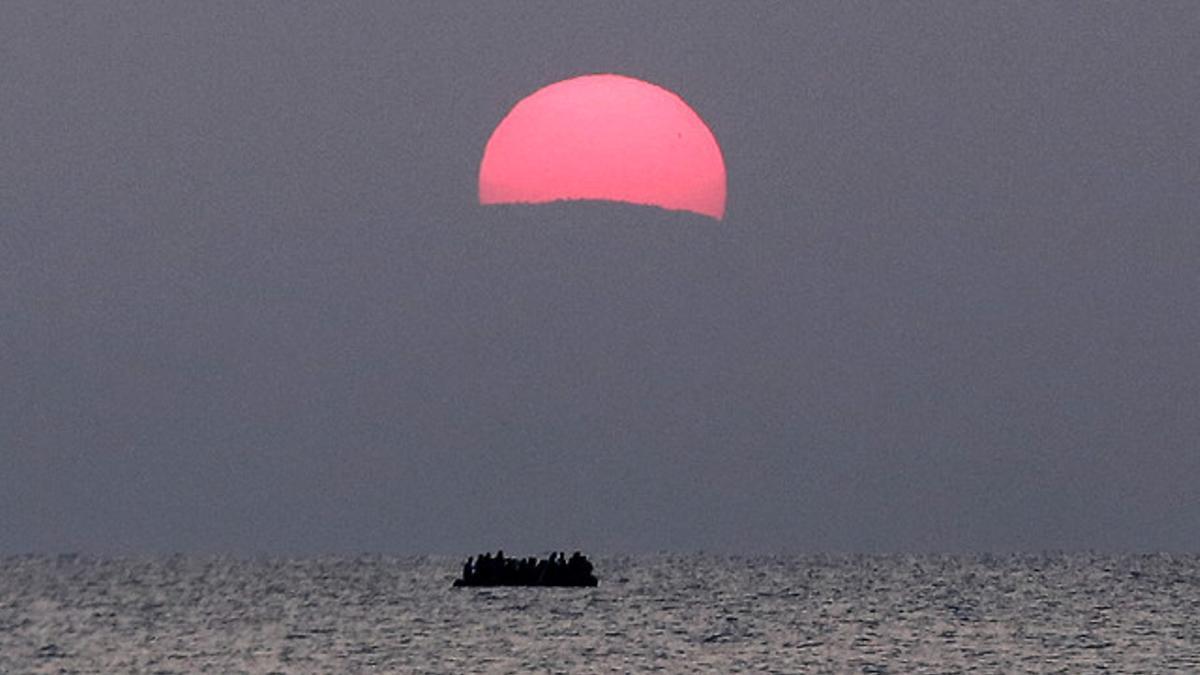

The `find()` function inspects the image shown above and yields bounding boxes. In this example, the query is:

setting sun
[479,74,727,219]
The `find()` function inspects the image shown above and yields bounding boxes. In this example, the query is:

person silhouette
[477,552,493,584]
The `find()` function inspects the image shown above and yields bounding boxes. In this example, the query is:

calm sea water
[2,554,1198,672]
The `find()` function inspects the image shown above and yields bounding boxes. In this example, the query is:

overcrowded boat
[453,551,598,587]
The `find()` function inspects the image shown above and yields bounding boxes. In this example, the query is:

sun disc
[479,74,727,220]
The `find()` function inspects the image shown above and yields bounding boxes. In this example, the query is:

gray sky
[2,2,1198,554]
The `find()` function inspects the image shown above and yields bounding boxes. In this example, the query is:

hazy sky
[3,3,1197,554]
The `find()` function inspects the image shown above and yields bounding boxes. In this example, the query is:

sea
[2,553,1197,673]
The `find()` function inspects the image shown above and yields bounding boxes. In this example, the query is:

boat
[453,550,598,587]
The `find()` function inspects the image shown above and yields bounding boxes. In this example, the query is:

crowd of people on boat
[454,550,597,587]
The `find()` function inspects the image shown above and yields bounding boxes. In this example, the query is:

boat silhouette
[453,551,598,587]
